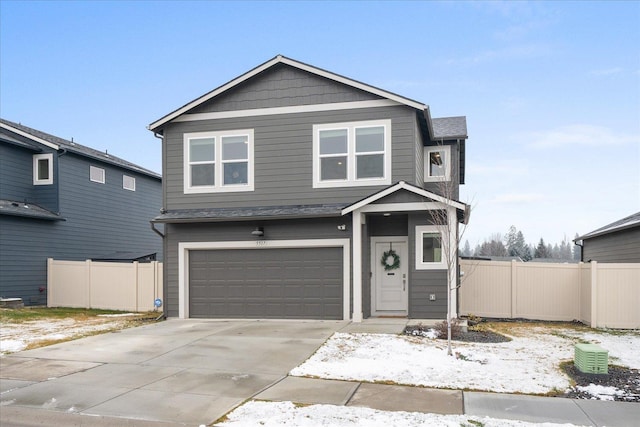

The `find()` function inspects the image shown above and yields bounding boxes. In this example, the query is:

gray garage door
[189,247,343,319]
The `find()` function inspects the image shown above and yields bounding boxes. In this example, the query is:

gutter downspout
[574,239,584,262]
[150,221,165,238]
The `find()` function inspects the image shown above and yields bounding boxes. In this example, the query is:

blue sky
[2,1,639,247]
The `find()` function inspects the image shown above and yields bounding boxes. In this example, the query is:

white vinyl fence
[47,258,163,312]
[459,260,640,329]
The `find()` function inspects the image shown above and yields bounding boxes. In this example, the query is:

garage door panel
[189,247,343,319]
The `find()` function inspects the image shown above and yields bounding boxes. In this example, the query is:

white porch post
[448,206,458,318]
[352,211,363,322]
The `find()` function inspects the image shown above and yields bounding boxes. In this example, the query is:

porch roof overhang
[341,181,470,224]
[152,203,346,224]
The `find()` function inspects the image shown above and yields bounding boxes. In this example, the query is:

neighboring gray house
[0,119,163,304]
[575,212,640,263]
[149,55,470,321]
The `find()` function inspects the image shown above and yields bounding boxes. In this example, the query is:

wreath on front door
[381,249,400,271]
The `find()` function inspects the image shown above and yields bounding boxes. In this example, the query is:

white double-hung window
[184,129,254,193]
[313,119,391,188]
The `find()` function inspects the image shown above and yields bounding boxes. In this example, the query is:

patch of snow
[0,339,26,354]
[215,400,587,427]
[576,384,624,401]
[291,327,639,397]
[0,318,130,356]
[291,332,573,394]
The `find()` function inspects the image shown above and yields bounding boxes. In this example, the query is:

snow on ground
[0,317,133,355]
[290,326,640,397]
[215,400,587,427]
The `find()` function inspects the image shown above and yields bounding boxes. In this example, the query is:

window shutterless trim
[90,165,105,184]
[33,153,53,185]
[415,225,447,270]
[313,119,391,188]
[183,129,254,194]
[424,145,451,182]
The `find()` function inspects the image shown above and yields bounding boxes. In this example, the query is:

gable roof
[148,55,428,133]
[0,119,161,180]
[341,181,469,223]
[575,211,640,241]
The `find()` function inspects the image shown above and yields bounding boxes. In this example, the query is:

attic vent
[575,343,608,374]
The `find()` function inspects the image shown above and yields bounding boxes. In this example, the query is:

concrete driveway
[0,319,348,426]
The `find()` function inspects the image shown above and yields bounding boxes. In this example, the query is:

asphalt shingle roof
[576,211,640,241]
[0,199,64,221]
[432,116,467,139]
[153,203,347,223]
[0,118,160,179]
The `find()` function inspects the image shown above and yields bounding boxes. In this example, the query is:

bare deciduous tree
[426,142,473,356]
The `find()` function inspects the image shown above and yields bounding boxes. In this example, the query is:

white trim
[358,202,445,213]
[173,100,400,123]
[352,213,363,322]
[313,119,391,189]
[90,165,105,184]
[370,236,409,316]
[183,129,254,194]
[148,55,426,131]
[424,145,451,182]
[1,122,59,150]
[415,225,447,270]
[122,175,136,191]
[341,181,466,215]
[178,239,351,321]
[32,153,53,185]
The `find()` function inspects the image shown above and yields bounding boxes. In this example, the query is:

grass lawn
[0,307,161,354]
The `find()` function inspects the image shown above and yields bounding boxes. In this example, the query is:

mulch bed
[403,324,511,343]
[561,364,640,402]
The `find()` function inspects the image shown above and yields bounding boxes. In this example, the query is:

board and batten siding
[163,217,351,317]
[582,227,640,263]
[163,105,418,210]
[0,152,162,304]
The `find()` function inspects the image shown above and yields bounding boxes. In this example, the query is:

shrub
[433,319,462,339]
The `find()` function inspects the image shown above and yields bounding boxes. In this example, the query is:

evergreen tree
[505,226,530,261]
[462,240,472,257]
[534,238,550,258]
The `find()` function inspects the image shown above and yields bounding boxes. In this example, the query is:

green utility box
[575,343,608,374]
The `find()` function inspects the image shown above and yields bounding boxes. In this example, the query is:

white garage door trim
[178,239,351,320]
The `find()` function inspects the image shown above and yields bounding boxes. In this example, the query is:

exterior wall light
[251,227,264,237]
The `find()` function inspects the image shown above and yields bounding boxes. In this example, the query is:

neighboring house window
[33,153,53,185]
[415,225,446,270]
[313,119,391,188]
[183,129,254,193]
[424,145,451,181]
[123,175,136,191]
[90,165,105,183]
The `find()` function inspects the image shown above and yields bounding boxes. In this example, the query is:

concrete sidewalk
[254,376,639,427]
[1,318,638,427]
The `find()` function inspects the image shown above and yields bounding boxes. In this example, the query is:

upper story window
[424,145,451,181]
[183,129,254,194]
[33,153,53,185]
[415,225,446,270]
[313,120,391,188]
[90,165,105,183]
[123,175,136,191]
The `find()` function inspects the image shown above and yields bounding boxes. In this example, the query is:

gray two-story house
[0,119,163,305]
[149,56,469,321]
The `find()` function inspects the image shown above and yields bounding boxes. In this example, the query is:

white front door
[371,237,408,315]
